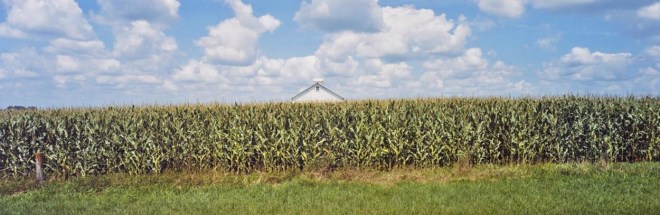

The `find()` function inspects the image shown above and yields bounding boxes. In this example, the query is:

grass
[1,163,659,214]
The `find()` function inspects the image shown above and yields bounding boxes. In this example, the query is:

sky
[0,0,658,107]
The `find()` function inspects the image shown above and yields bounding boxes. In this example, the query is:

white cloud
[196,0,281,65]
[353,75,391,88]
[41,37,121,82]
[96,0,180,26]
[314,32,362,62]
[469,18,497,31]
[0,1,141,92]
[196,19,261,65]
[56,55,80,73]
[423,48,489,78]
[298,5,474,95]
[0,69,38,79]
[308,46,525,97]
[418,48,524,95]
[57,0,181,90]
[560,47,630,66]
[52,74,86,88]
[170,2,526,100]
[113,20,177,58]
[315,6,470,61]
[175,3,482,99]
[529,0,596,9]
[172,55,322,86]
[270,56,323,82]
[645,45,660,58]
[96,74,161,86]
[536,33,562,50]
[54,54,120,74]
[29,37,123,88]
[294,0,384,32]
[0,0,93,39]
[474,0,639,17]
[95,59,122,72]
[638,3,660,20]
[349,59,411,88]
[94,0,180,65]
[632,67,659,91]
[477,0,526,18]
[322,56,360,76]
[0,23,26,38]
[168,55,325,100]
[364,59,411,79]
[542,47,632,81]
[172,60,222,83]
[224,0,280,32]
[0,49,49,79]
[44,38,107,56]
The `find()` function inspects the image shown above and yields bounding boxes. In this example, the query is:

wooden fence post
[35,151,45,185]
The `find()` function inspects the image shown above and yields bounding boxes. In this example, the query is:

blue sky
[0,0,658,107]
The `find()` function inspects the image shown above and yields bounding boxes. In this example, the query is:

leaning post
[35,151,45,185]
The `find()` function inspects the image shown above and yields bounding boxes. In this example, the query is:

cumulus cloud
[536,33,562,50]
[44,40,119,86]
[418,48,525,95]
[0,0,181,91]
[196,0,281,65]
[44,38,107,56]
[300,5,474,96]
[38,0,182,90]
[113,20,177,58]
[95,0,180,26]
[172,55,321,87]
[0,49,48,79]
[42,22,174,88]
[169,1,526,100]
[54,54,120,74]
[423,48,489,78]
[265,56,323,83]
[95,74,161,86]
[172,60,222,83]
[476,0,526,18]
[0,0,93,39]
[167,55,327,102]
[349,59,411,88]
[0,68,38,79]
[55,55,80,73]
[294,0,384,32]
[645,45,660,58]
[631,67,659,91]
[475,0,652,17]
[39,36,129,88]
[315,6,470,61]
[173,2,484,99]
[542,47,632,81]
[528,0,596,9]
[637,3,660,20]
[52,74,86,88]
[0,24,26,38]
[93,0,180,83]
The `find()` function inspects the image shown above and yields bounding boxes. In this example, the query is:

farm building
[291,79,345,102]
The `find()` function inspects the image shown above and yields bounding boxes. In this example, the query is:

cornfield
[1,96,658,177]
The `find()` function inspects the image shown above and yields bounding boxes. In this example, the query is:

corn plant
[0,96,658,178]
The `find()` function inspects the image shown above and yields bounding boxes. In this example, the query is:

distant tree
[7,106,37,110]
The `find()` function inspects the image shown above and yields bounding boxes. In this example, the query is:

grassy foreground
[1,163,659,214]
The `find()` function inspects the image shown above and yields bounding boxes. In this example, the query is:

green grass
[1,163,659,214]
